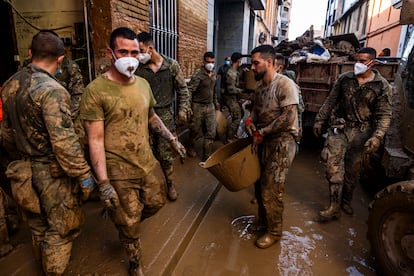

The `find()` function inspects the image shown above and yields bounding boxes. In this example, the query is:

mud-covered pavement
[0,135,378,275]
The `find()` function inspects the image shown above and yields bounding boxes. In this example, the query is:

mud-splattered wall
[91,0,149,76]
[178,0,208,77]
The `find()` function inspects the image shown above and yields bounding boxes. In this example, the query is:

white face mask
[138,53,151,64]
[112,51,139,78]
[205,63,214,72]
[354,62,368,75]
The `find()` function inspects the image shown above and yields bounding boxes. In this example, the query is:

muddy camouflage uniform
[135,55,190,198]
[223,67,243,141]
[80,75,166,269]
[252,73,300,239]
[187,67,218,160]
[315,70,392,213]
[0,64,92,274]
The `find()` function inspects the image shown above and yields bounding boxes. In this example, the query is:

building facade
[0,0,282,85]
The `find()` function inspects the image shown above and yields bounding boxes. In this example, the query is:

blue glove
[79,175,96,201]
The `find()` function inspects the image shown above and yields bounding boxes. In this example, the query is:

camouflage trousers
[222,97,241,140]
[321,126,373,204]
[151,107,175,169]
[108,162,166,263]
[189,102,217,159]
[255,133,297,236]
[27,161,84,275]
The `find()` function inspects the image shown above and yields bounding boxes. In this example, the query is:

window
[149,0,178,59]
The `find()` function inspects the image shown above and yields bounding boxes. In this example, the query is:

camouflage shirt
[0,64,90,179]
[315,70,392,139]
[224,67,243,97]
[135,54,190,113]
[187,67,217,104]
[24,56,84,120]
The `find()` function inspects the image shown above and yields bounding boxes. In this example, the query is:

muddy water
[0,137,378,275]
[173,139,377,276]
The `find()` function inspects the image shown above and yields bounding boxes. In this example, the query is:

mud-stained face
[109,37,140,61]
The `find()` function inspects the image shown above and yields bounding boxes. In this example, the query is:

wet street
[0,135,378,275]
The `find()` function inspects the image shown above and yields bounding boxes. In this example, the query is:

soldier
[80,27,186,275]
[0,31,94,275]
[222,52,244,143]
[313,47,392,221]
[135,31,191,201]
[187,52,219,161]
[245,45,300,249]
[23,30,85,121]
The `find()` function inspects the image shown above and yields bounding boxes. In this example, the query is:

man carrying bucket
[245,45,300,249]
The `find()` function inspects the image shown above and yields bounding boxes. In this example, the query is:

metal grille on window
[150,0,178,60]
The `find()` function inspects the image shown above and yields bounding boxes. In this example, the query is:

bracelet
[245,118,252,126]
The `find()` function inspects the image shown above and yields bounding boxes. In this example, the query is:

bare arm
[148,108,175,141]
[83,120,108,181]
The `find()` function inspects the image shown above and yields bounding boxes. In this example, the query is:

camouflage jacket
[0,64,90,179]
[315,70,392,139]
[135,54,190,113]
[187,67,218,104]
[224,66,243,97]
[23,56,84,120]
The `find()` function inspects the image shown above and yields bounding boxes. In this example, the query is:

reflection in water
[278,226,316,276]
[231,215,256,240]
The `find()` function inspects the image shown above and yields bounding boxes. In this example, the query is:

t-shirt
[80,75,157,179]
[253,73,300,138]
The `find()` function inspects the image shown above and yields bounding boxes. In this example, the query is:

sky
[288,0,328,40]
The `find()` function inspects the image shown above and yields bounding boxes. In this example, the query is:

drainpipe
[83,0,93,81]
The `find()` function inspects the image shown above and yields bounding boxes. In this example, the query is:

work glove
[364,136,381,154]
[176,110,188,125]
[253,129,265,145]
[170,137,187,163]
[78,175,96,201]
[97,179,119,209]
[245,117,256,137]
[313,120,324,137]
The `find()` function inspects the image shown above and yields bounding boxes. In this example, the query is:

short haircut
[204,51,215,61]
[31,31,64,61]
[224,56,231,61]
[110,27,137,50]
[231,52,243,62]
[251,45,276,62]
[274,53,285,65]
[137,31,154,46]
[358,47,377,59]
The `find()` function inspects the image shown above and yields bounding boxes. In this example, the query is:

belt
[345,121,370,131]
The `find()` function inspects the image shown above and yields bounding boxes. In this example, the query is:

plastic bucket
[199,138,260,192]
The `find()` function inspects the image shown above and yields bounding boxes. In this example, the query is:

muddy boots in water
[317,183,342,222]
[125,239,144,276]
[164,165,177,201]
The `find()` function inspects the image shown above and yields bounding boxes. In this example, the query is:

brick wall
[177,0,209,77]
[91,0,150,76]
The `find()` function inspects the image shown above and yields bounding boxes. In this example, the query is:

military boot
[341,185,354,215]
[318,184,342,222]
[124,239,144,276]
[164,166,178,201]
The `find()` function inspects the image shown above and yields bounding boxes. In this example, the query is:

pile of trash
[274,25,360,64]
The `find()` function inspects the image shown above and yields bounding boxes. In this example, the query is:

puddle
[278,226,316,276]
[231,215,256,240]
